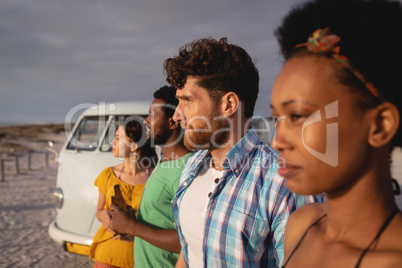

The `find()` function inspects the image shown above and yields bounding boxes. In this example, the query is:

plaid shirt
[172,128,322,267]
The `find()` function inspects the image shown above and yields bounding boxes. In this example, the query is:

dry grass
[0,123,64,139]
[0,123,65,155]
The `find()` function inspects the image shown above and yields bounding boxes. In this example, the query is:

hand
[112,233,134,242]
[125,204,137,219]
[110,204,137,235]
[99,209,115,235]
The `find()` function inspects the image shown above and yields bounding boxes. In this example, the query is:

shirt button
[214,178,219,184]
[208,192,212,198]
[235,169,239,173]
[183,181,188,186]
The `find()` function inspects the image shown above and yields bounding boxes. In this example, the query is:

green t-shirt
[134,153,193,268]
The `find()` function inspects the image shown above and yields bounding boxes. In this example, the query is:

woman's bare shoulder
[288,202,326,226]
[368,212,402,267]
[383,212,402,250]
[361,213,402,268]
[284,203,326,255]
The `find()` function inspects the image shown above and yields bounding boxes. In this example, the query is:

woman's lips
[278,163,302,177]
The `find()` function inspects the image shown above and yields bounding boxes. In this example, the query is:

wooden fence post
[0,160,4,182]
[27,153,32,171]
[45,152,49,169]
[14,155,19,175]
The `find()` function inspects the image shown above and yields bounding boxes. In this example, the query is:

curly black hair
[153,85,178,119]
[275,0,402,149]
[163,37,259,118]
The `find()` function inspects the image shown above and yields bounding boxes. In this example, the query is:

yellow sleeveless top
[89,167,145,268]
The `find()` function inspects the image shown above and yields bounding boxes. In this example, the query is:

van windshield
[66,116,107,151]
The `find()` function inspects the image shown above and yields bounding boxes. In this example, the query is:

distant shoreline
[0,122,67,127]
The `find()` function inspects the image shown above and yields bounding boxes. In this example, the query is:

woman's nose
[271,117,292,152]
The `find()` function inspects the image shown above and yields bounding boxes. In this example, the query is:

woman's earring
[392,178,401,195]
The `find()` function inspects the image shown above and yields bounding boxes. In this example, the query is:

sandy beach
[0,124,94,268]
[0,124,401,268]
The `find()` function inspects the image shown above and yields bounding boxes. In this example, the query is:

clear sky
[0,0,306,124]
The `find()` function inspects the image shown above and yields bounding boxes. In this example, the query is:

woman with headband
[270,0,402,267]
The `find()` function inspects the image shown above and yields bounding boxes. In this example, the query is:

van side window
[66,116,107,151]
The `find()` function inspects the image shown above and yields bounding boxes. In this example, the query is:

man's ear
[368,102,400,148]
[220,92,240,117]
[168,118,180,130]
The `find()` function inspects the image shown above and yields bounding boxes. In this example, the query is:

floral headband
[295,27,379,97]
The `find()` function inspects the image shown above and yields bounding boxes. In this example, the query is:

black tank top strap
[281,208,399,268]
[281,213,327,268]
[355,208,399,268]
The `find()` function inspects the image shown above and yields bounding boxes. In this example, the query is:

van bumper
[48,220,93,248]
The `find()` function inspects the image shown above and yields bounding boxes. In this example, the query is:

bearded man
[110,85,193,268]
[164,38,322,268]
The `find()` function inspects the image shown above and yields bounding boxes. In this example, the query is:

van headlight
[52,188,64,209]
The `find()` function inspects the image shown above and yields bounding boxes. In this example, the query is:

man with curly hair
[164,37,322,267]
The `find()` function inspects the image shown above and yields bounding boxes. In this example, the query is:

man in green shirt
[110,85,192,267]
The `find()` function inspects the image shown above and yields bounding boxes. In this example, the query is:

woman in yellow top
[89,119,157,268]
